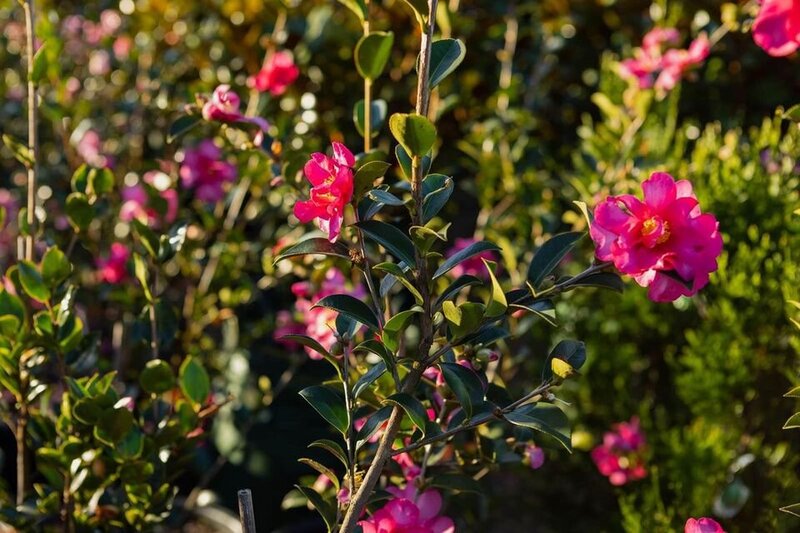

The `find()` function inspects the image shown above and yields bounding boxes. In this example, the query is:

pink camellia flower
[286,268,365,359]
[180,140,238,203]
[445,237,498,279]
[619,27,709,94]
[525,444,545,470]
[685,517,726,533]
[120,172,178,227]
[591,417,647,486]
[96,243,130,284]
[589,172,722,302]
[360,487,455,533]
[293,142,355,242]
[75,129,113,169]
[249,50,300,96]
[201,85,269,143]
[752,0,800,56]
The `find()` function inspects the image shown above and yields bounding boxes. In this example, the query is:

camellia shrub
[0,1,797,532]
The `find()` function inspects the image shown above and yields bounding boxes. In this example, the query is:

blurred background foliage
[0,0,798,531]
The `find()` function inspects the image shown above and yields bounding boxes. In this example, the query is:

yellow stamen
[641,218,670,244]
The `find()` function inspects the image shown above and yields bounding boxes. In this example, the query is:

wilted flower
[360,486,455,533]
[120,172,178,227]
[201,85,269,143]
[293,142,355,242]
[589,172,722,302]
[685,517,726,533]
[96,243,130,284]
[591,417,647,486]
[249,50,300,96]
[180,140,237,203]
[445,237,498,278]
[752,0,800,56]
[619,27,709,95]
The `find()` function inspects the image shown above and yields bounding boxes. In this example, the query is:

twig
[237,489,257,533]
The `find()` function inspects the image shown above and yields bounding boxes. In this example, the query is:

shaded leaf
[434,241,500,279]
[527,232,584,290]
[389,113,437,158]
[355,220,417,268]
[425,39,466,89]
[315,294,380,331]
[300,386,349,435]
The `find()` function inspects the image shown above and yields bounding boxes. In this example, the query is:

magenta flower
[96,243,130,284]
[619,27,709,94]
[445,237,498,279]
[753,0,800,56]
[360,487,455,533]
[685,517,726,533]
[120,171,178,227]
[287,269,365,360]
[589,172,722,302]
[202,85,269,143]
[525,444,545,470]
[249,50,300,96]
[75,129,113,169]
[293,142,355,242]
[180,140,238,203]
[591,417,647,486]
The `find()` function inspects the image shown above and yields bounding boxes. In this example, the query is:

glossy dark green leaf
[527,232,584,290]
[18,260,50,303]
[505,404,572,451]
[353,361,387,399]
[140,359,175,395]
[373,262,422,304]
[167,114,201,143]
[354,99,388,139]
[309,439,349,468]
[542,339,587,381]
[94,408,135,446]
[384,392,429,435]
[117,427,144,460]
[179,356,210,407]
[424,39,466,89]
[314,294,380,331]
[436,275,482,308]
[434,241,500,279]
[381,308,421,352]
[389,113,437,157]
[563,272,624,293]
[395,145,431,181]
[355,32,394,80]
[354,220,417,268]
[274,238,352,264]
[439,362,484,418]
[368,189,405,206]
[65,192,94,231]
[356,406,393,449]
[299,386,349,435]
[353,339,396,378]
[422,175,453,222]
[354,160,392,200]
[295,485,337,532]
[42,246,71,287]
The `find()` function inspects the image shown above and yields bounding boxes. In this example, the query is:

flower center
[641,217,670,245]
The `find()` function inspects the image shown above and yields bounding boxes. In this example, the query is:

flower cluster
[591,417,647,486]
[96,243,130,284]
[120,171,178,228]
[619,27,710,94]
[590,172,723,302]
[282,269,365,360]
[685,517,725,533]
[202,85,270,143]
[179,140,238,203]
[753,0,800,56]
[249,50,300,96]
[294,142,355,242]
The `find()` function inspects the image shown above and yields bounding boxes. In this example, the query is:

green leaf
[355,32,394,80]
[373,262,423,304]
[422,175,453,222]
[527,232,584,290]
[354,99,388,139]
[299,458,340,492]
[309,439,348,468]
[299,386,349,435]
[140,359,175,395]
[353,339,396,379]
[337,0,367,21]
[158,222,188,263]
[505,404,572,451]
[354,220,417,268]
[179,356,210,407]
[482,260,507,318]
[0,289,25,327]
[783,104,800,122]
[42,246,71,287]
[94,408,135,446]
[434,241,500,279]
[424,39,466,89]
[72,398,103,425]
[132,254,152,302]
[356,406,392,448]
[784,412,800,429]
[31,41,50,83]
[18,260,50,303]
[353,361,387,399]
[314,294,380,331]
[368,188,405,206]
[131,219,159,259]
[389,113,437,158]
[65,193,94,231]
[381,308,421,352]
[70,164,90,194]
[543,339,587,381]
[564,272,624,293]
[785,386,800,398]
[117,427,144,460]
[443,301,485,340]
[2,134,33,167]
[294,485,337,532]
[274,238,352,264]
[89,167,115,196]
[395,145,431,181]
[780,503,800,518]
[436,275,482,308]
[167,114,201,144]
[439,362,484,418]
[399,0,429,26]
[384,392,429,435]
[354,160,392,200]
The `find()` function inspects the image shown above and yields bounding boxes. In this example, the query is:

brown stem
[23,0,38,262]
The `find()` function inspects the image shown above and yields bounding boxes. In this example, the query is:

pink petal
[642,172,677,211]
[753,0,800,56]
[332,141,356,167]
[415,490,443,521]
